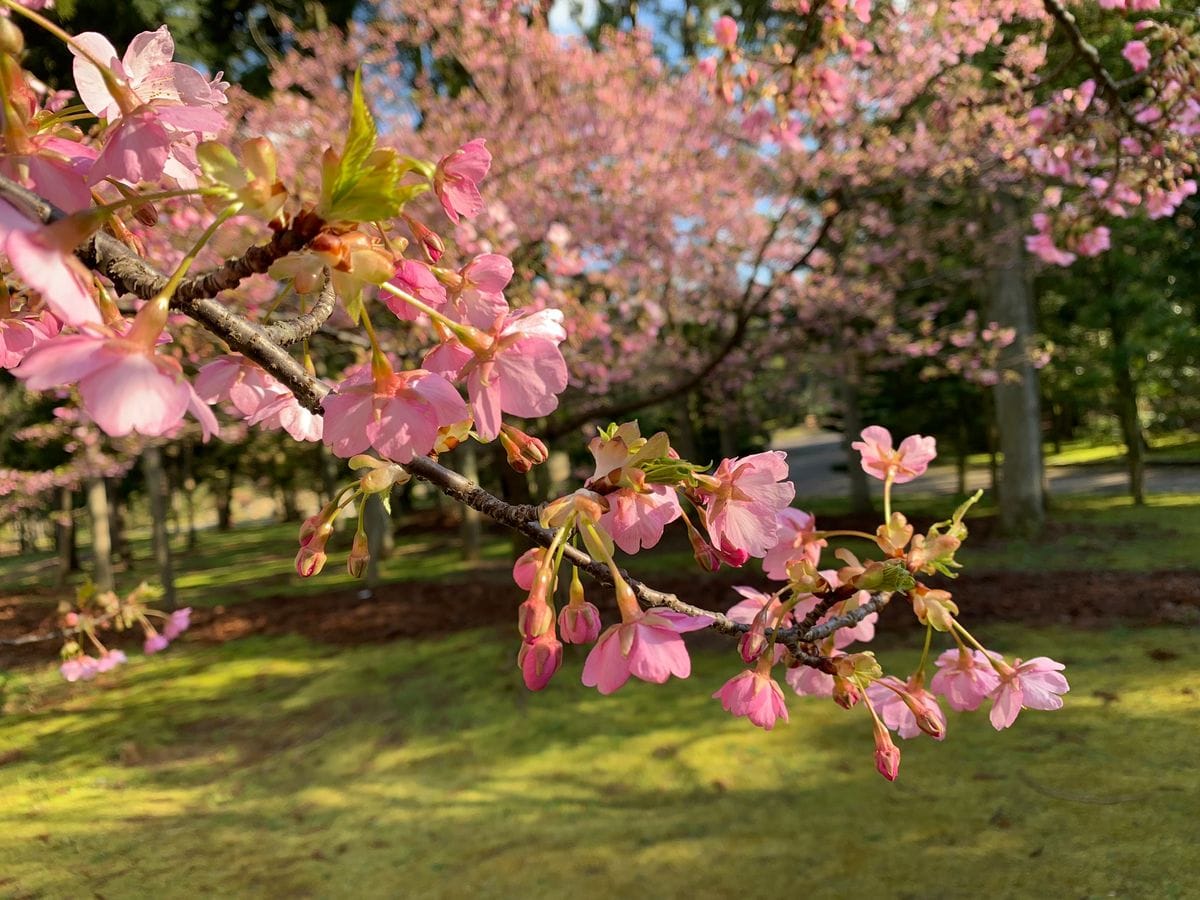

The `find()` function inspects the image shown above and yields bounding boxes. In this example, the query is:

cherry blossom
[867,675,947,741]
[989,657,1070,730]
[433,138,490,223]
[762,508,827,580]
[582,609,713,695]
[0,199,101,327]
[851,426,937,484]
[698,452,795,561]
[713,666,790,731]
[931,648,1002,712]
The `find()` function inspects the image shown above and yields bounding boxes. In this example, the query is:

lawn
[0,623,1196,898]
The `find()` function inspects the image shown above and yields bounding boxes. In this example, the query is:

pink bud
[558,601,602,644]
[738,606,770,664]
[499,424,549,474]
[832,675,862,710]
[873,721,900,782]
[518,633,563,691]
[295,545,327,578]
[347,531,370,578]
[518,595,554,641]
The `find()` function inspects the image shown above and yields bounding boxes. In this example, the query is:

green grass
[0,624,1196,897]
[961,431,1200,468]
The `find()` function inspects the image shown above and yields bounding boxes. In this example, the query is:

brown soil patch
[3,567,1198,669]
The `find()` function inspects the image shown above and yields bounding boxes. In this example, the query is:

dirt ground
[3,562,1198,669]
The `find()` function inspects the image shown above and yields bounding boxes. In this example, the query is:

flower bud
[295,545,327,578]
[402,213,445,263]
[832,675,862,710]
[518,597,554,641]
[347,531,370,578]
[360,462,409,494]
[0,19,23,56]
[684,516,721,572]
[518,633,563,691]
[873,721,901,782]
[499,424,549,474]
[738,606,770,664]
[559,600,602,644]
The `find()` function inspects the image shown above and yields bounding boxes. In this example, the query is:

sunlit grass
[0,624,1196,897]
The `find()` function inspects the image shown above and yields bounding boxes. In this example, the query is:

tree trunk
[108,478,134,568]
[181,440,198,550]
[85,477,115,592]
[986,198,1045,536]
[1109,313,1146,505]
[363,493,393,587]
[215,470,234,531]
[143,445,177,610]
[839,357,872,515]
[459,440,482,563]
[54,486,77,587]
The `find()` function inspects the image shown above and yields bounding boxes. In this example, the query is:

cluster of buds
[499,423,549,473]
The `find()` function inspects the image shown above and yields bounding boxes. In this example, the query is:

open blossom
[600,486,682,555]
[433,138,491,223]
[0,199,101,327]
[0,134,98,213]
[143,633,170,655]
[713,667,789,731]
[446,253,512,330]
[247,391,324,442]
[0,309,59,369]
[162,607,192,641]
[699,451,795,561]
[989,657,1070,730]
[322,363,467,463]
[867,676,947,740]
[713,15,738,50]
[424,308,567,442]
[14,328,218,440]
[1122,39,1151,72]
[195,353,285,417]
[386,259,448,322]
[762,508,826,580]
[851,426,937,483]
[582,609,713,694]
[931,648,1002,712]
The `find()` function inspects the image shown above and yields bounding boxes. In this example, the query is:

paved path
[770,428,1200,501]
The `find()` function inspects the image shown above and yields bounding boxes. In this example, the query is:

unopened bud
[873,719,901,782]
[684,516,721,573]
[295,545,327,578]
[518,633,563,691]
[361,462,409,494]
[559,599,602,644]
[347,530,370,578]
[832,675,862,710]
[499,424,549,473]
[516,595,552,643]
[402,214,445,263]
[738,607,770,664]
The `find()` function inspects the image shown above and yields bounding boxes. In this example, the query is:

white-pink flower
[0,199,101,327]
[599,485,682,555]
[1122,39,1151,73]
[867,675,947,741]
[762,508,826,580]
[424,308,568,442]
[988,657,1070,730]
[851,426,937,483]
[0,309,59,369]
[713,668,789,731]
[434,138,491,223]
[931,648,1002,712]
[700,451,795,561]
[581,609,713,694]
[15,329,218,440]
[322,364,467,463]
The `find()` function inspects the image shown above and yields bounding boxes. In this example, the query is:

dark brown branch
[263,275,337,346]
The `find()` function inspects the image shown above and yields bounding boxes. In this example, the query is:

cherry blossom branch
[1041,0,1123,104]
[262,275,337,346]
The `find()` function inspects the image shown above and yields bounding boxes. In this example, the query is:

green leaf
[331,69,377,205]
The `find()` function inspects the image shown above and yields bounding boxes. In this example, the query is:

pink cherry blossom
[386,259,448,322]
[1075,226,1112,258]
[321,364,467,463]
[713,15,738,50]
[725,585,788,626]
[1122,40,1151,73]
[581,609,713,694]
[0,135,97,213]
[762,508,827,580]
[433,138,491,223]
[989,657,1070,730]
[851,426,937,484]
[424,308,567,442]
[0,309,59,369]
[195,353,286,417]
[699,451,795,561]
[867,675,947,740]
[931,648,1002,712]
[713,668,790,731]
[247,391,324,442]
[162,607,192,641]
[143,633,170,655]
[599,485,682,555]
[94,649,128,673]
[0,199,101,327]
[448,253,512,330]
[15,329,218,440]
[786,663,835,697]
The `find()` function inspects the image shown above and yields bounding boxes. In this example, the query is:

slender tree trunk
[86,477,115,592]
[108,478,133,568]
[459,441,482,563]
[143,445,177,610]
[181,440,198,550]
[363,493,393,587]
[840,357,872,515]
[54,486,77,587]
[215,469,234,531]
[986,197,1045,536]
[1109,313,1146,505]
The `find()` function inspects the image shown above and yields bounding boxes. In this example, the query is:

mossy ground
[1,623,1197,898]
